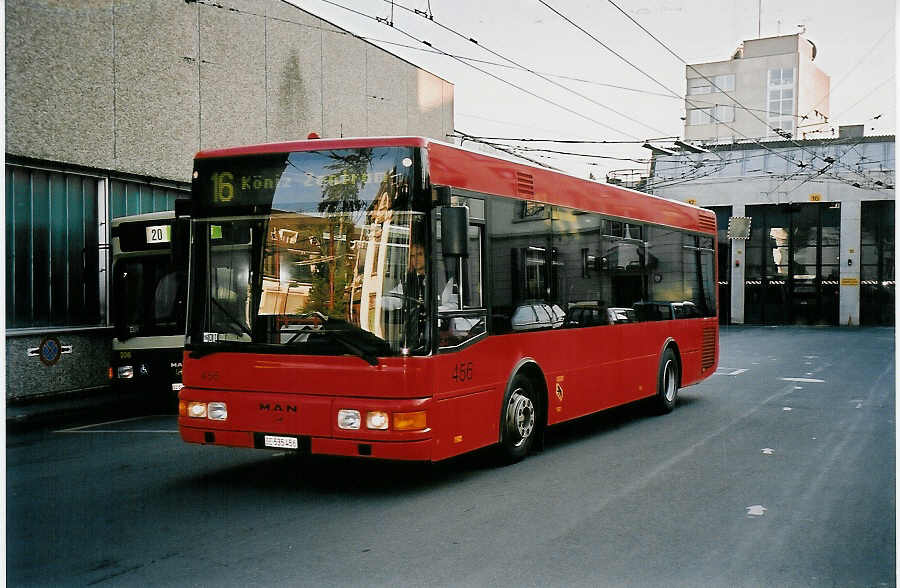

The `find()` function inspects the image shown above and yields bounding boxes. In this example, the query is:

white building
[684,34,830,142]
[650,128,894,326]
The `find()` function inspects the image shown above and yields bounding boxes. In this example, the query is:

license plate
[172,383,184,391]
[264,435,298,450]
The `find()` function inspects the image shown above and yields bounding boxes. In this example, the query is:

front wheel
[498,375,539,463]
[653,348,680,414]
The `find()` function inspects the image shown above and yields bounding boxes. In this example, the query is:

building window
[715,104,735,123]
[687,78,711,95]
[689,108,713,125]
[767,68,795,137]
[688,74,734,95]
[714,74,735,92]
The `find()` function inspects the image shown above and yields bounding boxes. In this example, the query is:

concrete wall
[6,0,454,402]
[685,52,796,142]
[6,331,112,403]
[798,58,830,135]
[684,34,828,143]
[6,0,455,184]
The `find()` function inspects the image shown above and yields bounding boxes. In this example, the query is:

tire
[498,374,539,463]
[653,347,679,414]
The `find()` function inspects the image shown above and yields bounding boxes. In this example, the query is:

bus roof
[110,210,175,229]
[194,136,715,234]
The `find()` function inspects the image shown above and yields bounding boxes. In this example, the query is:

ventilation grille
[698,214,717,233]
[701,327,716,371]
[516,172,535,198]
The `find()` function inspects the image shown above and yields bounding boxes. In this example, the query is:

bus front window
[188,147,428,357]
[114,256,184,340]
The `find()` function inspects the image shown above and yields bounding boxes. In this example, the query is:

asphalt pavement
[6,325,896,587]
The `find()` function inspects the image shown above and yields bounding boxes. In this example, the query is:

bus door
[430,197,497,459]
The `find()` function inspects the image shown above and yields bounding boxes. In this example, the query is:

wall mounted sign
[27,337,73,366]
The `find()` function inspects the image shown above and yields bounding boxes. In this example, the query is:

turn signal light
[393,411,428,431]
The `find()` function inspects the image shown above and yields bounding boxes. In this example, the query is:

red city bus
[178,136,718,463]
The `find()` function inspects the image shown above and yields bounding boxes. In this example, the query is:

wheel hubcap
[664,360,677,403]
[506,389,535,447]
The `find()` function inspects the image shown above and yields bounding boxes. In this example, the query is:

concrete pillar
[839,201,861,326]
[730,204,746,324]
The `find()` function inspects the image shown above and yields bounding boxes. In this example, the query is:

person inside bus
[405,242,427,304]
[402,242,427,350]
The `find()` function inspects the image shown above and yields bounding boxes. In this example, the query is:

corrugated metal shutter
[6,166,102,328]
[109,179,186,219]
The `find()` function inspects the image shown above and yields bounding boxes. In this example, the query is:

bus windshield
[187,147,427,358]
[114,255,184,339]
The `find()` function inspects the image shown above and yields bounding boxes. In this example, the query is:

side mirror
[441,206,469,258]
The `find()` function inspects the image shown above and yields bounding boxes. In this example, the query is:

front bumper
[178,388,433,461]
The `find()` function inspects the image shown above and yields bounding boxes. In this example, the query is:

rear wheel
[653,348,679,414]
[499,375,539,463]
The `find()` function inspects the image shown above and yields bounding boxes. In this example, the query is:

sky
[288,0,896,179]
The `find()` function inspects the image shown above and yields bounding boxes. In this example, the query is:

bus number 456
[452,362,473,383]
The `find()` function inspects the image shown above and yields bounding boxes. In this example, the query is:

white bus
[109,206,189,410]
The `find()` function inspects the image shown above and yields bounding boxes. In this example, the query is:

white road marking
[761,448,775,455]
[783,407,793,412]
[57,430,178,434]
[55,416,177,434]
[56,416,152,432]
[714,367,749,376]
[746,505,767,517]
[780,377,825,383]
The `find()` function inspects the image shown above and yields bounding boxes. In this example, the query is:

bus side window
[437,205,486,350]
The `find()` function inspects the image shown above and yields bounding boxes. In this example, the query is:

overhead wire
[378,0,670,137]
[601,0,883,187]
[314,0,653,142]
[446,133,678,145]
[356,37,678,99]
[800,23,895,122]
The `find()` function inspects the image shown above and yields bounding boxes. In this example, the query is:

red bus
[178,137,718,462]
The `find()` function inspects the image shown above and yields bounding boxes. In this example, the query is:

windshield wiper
[283,312,330,345]
[189,298,253,359]
[210,296,252,337]
[310,331,380,366]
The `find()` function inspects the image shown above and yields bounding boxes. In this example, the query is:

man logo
[259,403,298,413]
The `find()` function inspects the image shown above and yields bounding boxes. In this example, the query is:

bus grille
[698,214,717,233]
[516,172,535,197]
[701,327,716,371]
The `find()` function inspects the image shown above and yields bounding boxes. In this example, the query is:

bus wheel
[654,348,679,414]
[499,375,538,462]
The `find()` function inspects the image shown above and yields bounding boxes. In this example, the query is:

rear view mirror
[441,206,469,257]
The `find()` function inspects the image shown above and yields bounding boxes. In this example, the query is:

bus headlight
[337,409,361,430]
[208,402,228,421]
[366,411,389,430]
[187,402,207,419]
[117,365,134,379]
